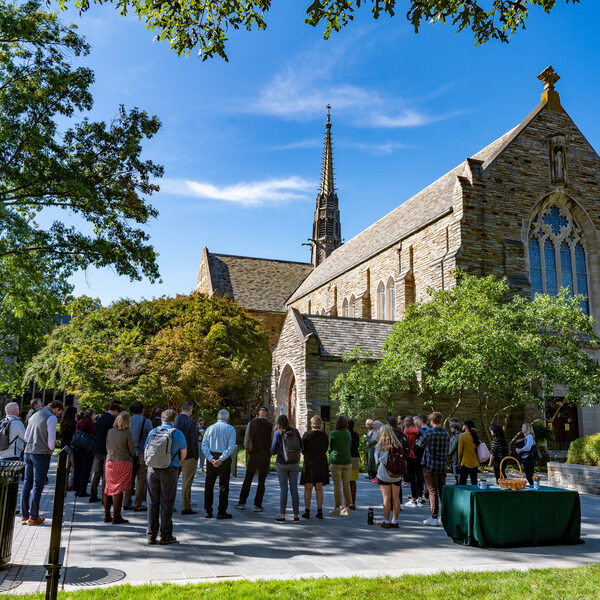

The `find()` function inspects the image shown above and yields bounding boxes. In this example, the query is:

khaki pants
[330,463,352,507]
[123,454,147,508]
[178,457,198,511]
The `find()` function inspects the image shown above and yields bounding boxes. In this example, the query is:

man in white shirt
[21,399,63,525]
[0,402,26,459]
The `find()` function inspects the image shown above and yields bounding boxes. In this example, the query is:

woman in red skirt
[104,412,135,524]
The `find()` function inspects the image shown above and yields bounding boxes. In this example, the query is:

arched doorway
[277,364,297,428]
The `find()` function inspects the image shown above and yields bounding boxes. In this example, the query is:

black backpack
[0,418,13,451]
[281,429,301,464]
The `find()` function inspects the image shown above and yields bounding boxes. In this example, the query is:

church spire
[311,105,342,267]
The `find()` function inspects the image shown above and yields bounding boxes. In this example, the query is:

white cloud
[248,35,455,129]
[160,176,314,206]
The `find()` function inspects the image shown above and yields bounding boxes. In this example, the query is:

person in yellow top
[458,420,480,485]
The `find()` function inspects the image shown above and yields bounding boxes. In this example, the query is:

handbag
[70,429,96,453]
[476,441,491,463]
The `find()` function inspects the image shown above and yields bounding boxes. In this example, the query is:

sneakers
[340,507,350,516]
[329,507,341,516]
[253,506,264,512]
[234,503,246,510]
[159,536,178,545]
[389,522,400,528]
[437,518,443,527]
[380,522,391,529]
[416,499,427,506]
[404,499,417,507]
[422,517,439,527]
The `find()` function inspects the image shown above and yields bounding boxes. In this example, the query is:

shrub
[567,433,600,466]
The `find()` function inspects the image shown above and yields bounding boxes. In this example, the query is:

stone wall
[290,211,460,321]
[548,461,600,495]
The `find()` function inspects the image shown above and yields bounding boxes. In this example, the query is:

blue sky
[61,1,600,305]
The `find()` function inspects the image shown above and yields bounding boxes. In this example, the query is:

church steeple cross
[538,66,560,92]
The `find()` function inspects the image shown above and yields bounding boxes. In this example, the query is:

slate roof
[288,103,546,304]
[301,314,394,359]
[207,252,313,312]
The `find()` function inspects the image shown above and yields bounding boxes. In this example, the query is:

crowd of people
[0,398,541,541]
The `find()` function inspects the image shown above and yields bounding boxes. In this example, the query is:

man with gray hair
[201,409,236,519]
[175,401,199,514]
[0,402,26,459]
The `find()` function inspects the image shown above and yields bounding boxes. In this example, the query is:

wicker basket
[497,456,527,490]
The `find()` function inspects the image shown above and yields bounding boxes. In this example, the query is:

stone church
[197,67,600,443]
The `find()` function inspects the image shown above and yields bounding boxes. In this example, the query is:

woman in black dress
[301,414,329,519]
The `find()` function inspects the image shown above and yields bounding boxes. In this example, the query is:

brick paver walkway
[2,460,599,596]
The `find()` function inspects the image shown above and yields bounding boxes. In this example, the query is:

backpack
[0,418,13,451]
[385,446,407,478]
[281,429,301,464]
[144,426,175,469]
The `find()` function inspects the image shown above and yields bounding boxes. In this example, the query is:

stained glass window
[560,242,573,294]
[544,239,558,296]
[542,205,568,236]
[529,237,543,299]
[575,243,589,314]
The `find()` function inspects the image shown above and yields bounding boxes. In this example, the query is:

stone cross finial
[538,66,560,92]
[326,104,331,127]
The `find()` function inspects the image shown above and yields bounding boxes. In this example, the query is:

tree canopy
[25,293,272,417]
[0,0,162,393]
[65,0,579,60]
[331,274,600,436]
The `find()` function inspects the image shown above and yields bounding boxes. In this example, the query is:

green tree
[332,274,600,438]
[66,0,579,60]
[25,293,272,417]
[0,0,163,392]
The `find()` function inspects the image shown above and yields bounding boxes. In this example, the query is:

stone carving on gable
[550,135,568,185]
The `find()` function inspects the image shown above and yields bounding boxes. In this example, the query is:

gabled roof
[288,102,548,304]
[300,313,393,359]
[206,251,313,312]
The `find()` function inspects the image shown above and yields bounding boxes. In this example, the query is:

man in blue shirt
[201,409,236,519]
[145,409,187,545]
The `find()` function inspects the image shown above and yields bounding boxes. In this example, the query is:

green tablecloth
[441,485,582,548]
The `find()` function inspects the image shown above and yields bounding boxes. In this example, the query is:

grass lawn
[10,565,600,600]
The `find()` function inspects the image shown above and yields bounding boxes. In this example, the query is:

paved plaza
[2,462,600,596]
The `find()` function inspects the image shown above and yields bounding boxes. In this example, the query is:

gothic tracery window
[528,202,589,313]
[377,281,386,319]
[386,277,396,321]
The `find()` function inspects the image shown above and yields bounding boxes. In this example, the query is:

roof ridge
[302,314,394,325]
[210,252,312,266]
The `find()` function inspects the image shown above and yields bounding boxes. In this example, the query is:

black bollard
[44,447,71,600]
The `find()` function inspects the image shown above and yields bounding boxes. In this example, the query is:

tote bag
[476,442,491,463]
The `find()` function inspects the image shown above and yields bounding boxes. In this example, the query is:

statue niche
[550,135,568,185]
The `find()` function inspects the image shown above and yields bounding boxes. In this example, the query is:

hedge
[567,433,600,466]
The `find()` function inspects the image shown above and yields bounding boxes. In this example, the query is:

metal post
[44,447,70,600]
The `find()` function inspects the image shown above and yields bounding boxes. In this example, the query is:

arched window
[349,294,356,318]
[377,281,386,319]
[386,277,396,321]
[528,202,590,314]
[342,298,349,317]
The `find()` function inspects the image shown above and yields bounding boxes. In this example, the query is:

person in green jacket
[328,415,352,516]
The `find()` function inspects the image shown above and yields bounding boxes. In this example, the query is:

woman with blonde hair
[516,422,536,485]
[104,411,134,524]
[375,425,405,528]
[300,414,329,519]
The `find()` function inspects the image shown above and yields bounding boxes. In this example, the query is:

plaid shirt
[419,426,450,473]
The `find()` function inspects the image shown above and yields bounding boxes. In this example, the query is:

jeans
[407,457,424,498]
[73,449,93,495]
[523,454,536,485]
[276,462,299,515]
[423,468,446,519]
[21,453,51,519]
[204,456,232,515]
[239,453,270,507]
[330,463,351,507]
[147,466,178,539]
[459,465,479,485]
[178,457,198,511]
[89,454,106,497]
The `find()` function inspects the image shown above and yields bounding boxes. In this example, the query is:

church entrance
[277,364,297,428]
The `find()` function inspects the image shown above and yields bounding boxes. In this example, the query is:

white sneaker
[416,499,426,506]
[404,499,417,507]
[234,503,246,510]
[437,518,443,526]
[423,517,439,527]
